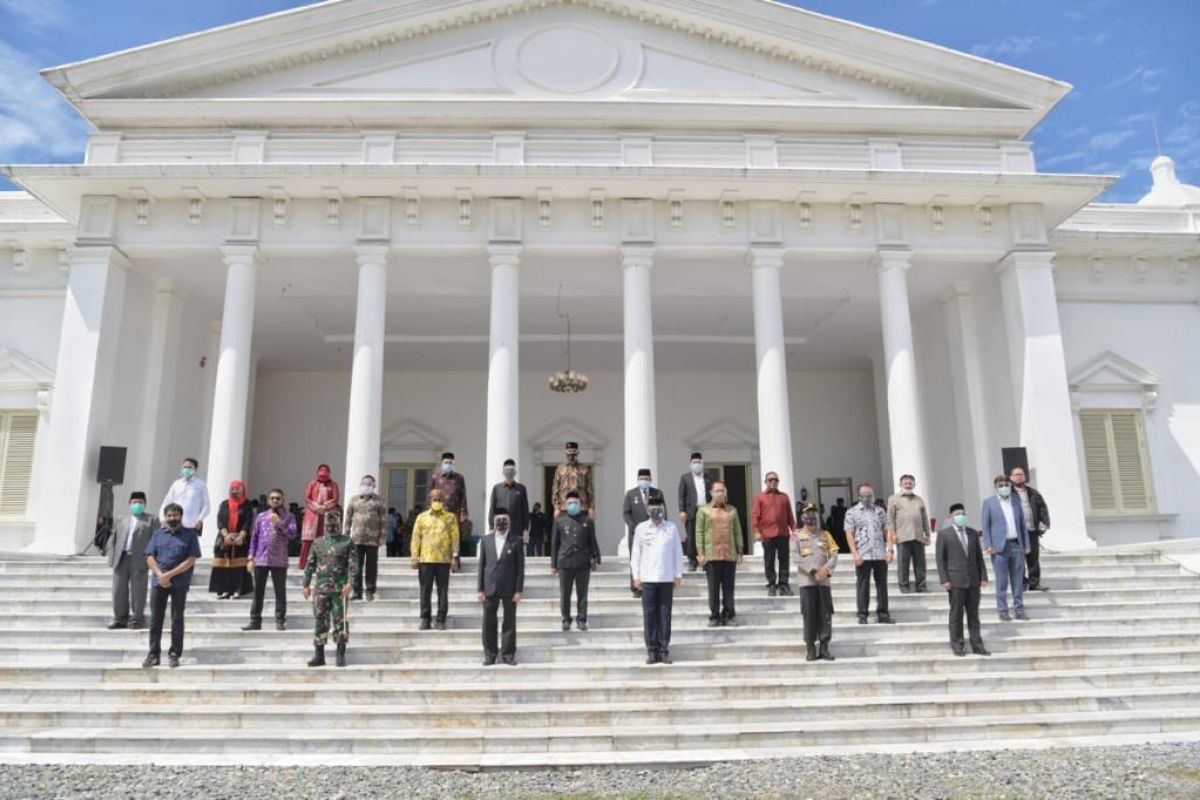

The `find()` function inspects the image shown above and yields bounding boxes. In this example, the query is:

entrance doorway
[382,463,435,519]
[709,463,751,554]
[542,462,595,516]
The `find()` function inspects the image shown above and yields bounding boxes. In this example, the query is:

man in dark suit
[936,502,990,657]
[623,467,666,598]
[108,491,156,629]
[476,507,525,666]
[676,452,712,572]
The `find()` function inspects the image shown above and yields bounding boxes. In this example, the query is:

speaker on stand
[85,446,127,556]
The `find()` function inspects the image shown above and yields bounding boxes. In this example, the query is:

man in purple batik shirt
[243,489,298,631]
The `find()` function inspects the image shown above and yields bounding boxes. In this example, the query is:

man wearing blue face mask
[108,491,155,630]
[159,457,210,535]
[981,475,1031,622]
[936,503,990,657]
[623,468,666,598]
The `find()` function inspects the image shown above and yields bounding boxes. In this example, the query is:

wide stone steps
[0,548,1197,766]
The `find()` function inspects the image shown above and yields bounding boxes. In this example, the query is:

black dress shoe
[767,585,778,597]
[562,620,571,632]
[916,587,929,594]
[660,651,672,665]
[578,621,589,632]
[168,654,180,668]
[419,620,431,631]
[275,620,286,631]
[142,654,160,668]
[857,616,868,625]
[687,563,698,572]
[501,656,517,666]
[952,647,966,657]
[482,656,496,666]
[107,622,128,630]
[434,620,447,631]
[129,621,145,630]
[818,643,836,662]
[351,592,363,601]
[723,617,738,627]
[805,644,818,662]
[777,585,793,597]
[1015,611,1029,621]
[876,614,895,625]
[998,612,1012,622]
[707,619,719,628]
[241,621,262,631]
[899,587,912,594]
[972,646,992,657]
[645,653,659,665]
[366,591,375,602]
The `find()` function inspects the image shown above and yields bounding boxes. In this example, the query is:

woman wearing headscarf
[300,464,340,569]
[209,479,255,598]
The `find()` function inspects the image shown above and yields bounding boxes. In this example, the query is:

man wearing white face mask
[159,457,210,535]
[981,475,1030,622]
[631,496,683,664]
[623,468,665,599]
[677,452,712,572]
[428,452,470,559]
[345,474,387,602]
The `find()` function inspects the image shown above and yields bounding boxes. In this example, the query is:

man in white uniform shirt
[630,496,684,665]
[159,457,211,534]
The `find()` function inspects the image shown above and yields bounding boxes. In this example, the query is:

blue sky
[1,0,1196,200]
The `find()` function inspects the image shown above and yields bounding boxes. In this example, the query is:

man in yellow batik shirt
[411,488,460,631]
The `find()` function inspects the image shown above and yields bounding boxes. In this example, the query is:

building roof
[1138,156,1200,208]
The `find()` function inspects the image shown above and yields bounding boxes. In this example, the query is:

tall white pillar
[998,250,1092,549]
[748,247,796,505]
[484,244,521,504]
[204,245,259,528]
[134,280,183,497]
[30,245,128,554]
[875,248,929,497]
[343,245,389,493]
[621,246,658,484]
[943,282,994,515]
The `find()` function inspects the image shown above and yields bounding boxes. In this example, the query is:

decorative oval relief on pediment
[516,26,620,94]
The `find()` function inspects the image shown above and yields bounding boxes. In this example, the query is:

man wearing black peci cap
[551,489,601,631]
[623,467,666,598]
[551,441,595,519]
[488,458,531,549]
[108,491,155,630]
[677,451,712,573]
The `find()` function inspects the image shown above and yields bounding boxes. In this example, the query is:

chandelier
[548,285,589,394]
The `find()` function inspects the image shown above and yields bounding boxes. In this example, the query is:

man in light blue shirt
[981,474,1031,622]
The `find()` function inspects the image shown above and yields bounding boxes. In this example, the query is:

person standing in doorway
[528,503,548,557]
[551,441,594,519]
[108,491,154,630]
[676,452,712,573]
[300,464,340,570]
[696,481,744,627]
[751,471,795,597]
[887,474,931,594]
[159,457,210,536]
[845,482,895,625]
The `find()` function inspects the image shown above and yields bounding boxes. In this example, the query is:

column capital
[219,244,260,268]
[619,245,655,269]
[354,243,390,267]
[745,246,785,270]
[486,243,523,268]
[996,248,1055,278]
[66,244,130,272]
[872,247,912,273]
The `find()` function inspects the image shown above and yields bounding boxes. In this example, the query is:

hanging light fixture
[548,284,588,394]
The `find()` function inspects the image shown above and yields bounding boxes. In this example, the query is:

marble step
[3,645,1196,684]
[4,708,1198,756]
[4,665,1197,706]
[4,685,1199,732]
[8,628,1200,665]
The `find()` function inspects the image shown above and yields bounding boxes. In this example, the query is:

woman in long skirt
[209,479,255,598]
[300,464,340,569]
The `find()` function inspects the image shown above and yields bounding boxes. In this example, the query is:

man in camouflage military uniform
[302,507,357,667]
[794,502,839,662]
[551,441,594,518]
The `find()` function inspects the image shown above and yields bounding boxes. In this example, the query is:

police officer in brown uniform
[794,503,839,662]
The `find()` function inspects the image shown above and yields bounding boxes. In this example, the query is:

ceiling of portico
[133,247,996,374]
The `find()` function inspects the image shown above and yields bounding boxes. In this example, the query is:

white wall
[246,368,882,553]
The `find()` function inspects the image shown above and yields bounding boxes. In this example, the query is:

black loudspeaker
[96,446,127,485]
[1001,447,1029,478]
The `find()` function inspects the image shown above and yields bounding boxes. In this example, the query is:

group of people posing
[106,442,1052,669]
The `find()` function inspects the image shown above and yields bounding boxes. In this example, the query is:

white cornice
[41,0,1069,130]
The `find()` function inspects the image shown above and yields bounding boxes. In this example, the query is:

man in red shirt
[751,471,796,596]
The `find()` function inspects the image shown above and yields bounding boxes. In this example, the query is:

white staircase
[0,548,1198,767]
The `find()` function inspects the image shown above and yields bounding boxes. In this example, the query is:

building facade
[1,0,1197,555]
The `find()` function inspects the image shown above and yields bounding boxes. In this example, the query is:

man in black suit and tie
[108,491,156,629]
[935,502,991,657]
[676,452,712,573]
[623,467,666,598]
[477,507,525,666]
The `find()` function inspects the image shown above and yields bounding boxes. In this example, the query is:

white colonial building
[1,0,1197,555]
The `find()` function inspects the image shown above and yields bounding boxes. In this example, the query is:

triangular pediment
[44,0,1068,134]
[0,350,54,388]
[381,418,448,450]
[1069,351,1161,390]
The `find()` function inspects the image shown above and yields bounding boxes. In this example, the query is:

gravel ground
[3,743,1199,799]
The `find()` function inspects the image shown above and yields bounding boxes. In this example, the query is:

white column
[204,245,259,528]
[30,246,128,554]
[748,247,797,505]
[875,249,929,496]
[483,244,521,507]
[943,282,993,514]
[998,250,1092,549]
[134,280,182,496]
[621,246,658,483]
[343,245,389,493]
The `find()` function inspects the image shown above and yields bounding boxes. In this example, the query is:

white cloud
[0,0,70,32]
[1104,65,1167,95]
[0,39,90,163]
[971,35,1052,61]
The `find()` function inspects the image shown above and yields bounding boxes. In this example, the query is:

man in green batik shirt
[302,507,357,668]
